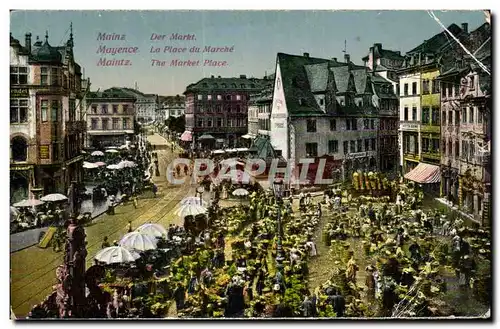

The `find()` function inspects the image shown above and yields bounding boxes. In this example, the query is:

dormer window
[319,98,324,106]
[241,84,246,88]
[231,83,237,88]
[221,83,227,88]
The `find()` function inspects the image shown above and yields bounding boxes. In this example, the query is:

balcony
[476,152,491,166]
[66,121,86,133]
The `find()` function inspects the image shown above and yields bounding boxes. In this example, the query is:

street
[10,133,196,317]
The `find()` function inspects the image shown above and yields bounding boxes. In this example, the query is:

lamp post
[272,178,285,272]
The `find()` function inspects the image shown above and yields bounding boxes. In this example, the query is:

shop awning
[404,163,440,184]
[241,134,256,139]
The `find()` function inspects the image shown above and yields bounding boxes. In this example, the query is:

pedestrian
[127,221,133,233]
[101,236,111,249]
[133,195,138,209]
[152,184,158,198]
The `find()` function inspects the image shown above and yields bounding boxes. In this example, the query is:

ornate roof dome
[31,33,62,63]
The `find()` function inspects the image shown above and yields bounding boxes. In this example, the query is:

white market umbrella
[13,199,45,208]
[10,206,20,222]
[212,150,225,155]
[94,161,106,167]
[94,246,141,265]
[40,193,68,202]
[83,162,99,169]
[220,158,245,167]
[176,204,207,218]
[136,223,168,238]
[232,188,249,197]
[106,164,121,170]
[180,196,209,207]
[105,149,119,154]
[119,160,137,168]
[119,145,129,150]
[91,151,105,156]
[106,146,118,149]
[119,232,158,251]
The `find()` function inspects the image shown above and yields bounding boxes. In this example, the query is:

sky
[10,10,487,96]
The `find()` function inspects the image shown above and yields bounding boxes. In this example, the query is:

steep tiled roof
[407,23,463,55]
[378,48,404,60]
[304,62,330,92]
[277,53,329,116]
[184,77,267,93]
[351,68,371,94]
[88,88,137,100]
[331,65,351,94]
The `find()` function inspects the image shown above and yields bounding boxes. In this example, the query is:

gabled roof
[88,87,137,100]
[277,53,329,116]
[351,68,372,94]
[304,62,330,92]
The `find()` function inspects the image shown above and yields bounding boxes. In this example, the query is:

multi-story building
[85,88,136,148]
[398,23,468,190]
[183,75,268,148]
[10,29,87,202]
[362,43,404,93]
[440,25,491,225]
[362,43,403,174]
[121,88,157,124]
[246,84,273,152]
[269,52,398,185]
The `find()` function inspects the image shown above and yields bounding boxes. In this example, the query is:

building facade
[269,52,398,185]
[183,75,269,148]
[440,27,491,225]
[10,29,87,202]
[85,88,136,148]
[398,23,468,191]
[121,88,157,124]
[157,95,185,122]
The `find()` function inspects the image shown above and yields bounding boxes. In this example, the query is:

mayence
[165,158,334,185]
[96,45,139,55]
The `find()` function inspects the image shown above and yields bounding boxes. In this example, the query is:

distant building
[10,29,87,202]
[85,88,136,148]
[183,75,268,148]
[158,95,185,122]
[120,88,157,123]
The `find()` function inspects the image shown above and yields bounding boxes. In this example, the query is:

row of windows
[443,139,479,162]
[421,138,440,153]
[197,94,249,101]
[200,83,256,89]
[421,79,441,95]
[304,138,378,158]
[90,118,130,130]
[10,66,78,90]
[421,107,440,125]
[91,104,130,114]
[197,104,243,113]
[196,118,247,128]
[258,118,270,131]
[306,118,376,132]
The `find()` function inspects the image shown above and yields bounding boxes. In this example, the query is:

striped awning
[404,163,441,184]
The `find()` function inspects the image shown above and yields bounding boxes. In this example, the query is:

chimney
[240,74,246,79]
[332,57,337,62]
[371,46,376,71]
[211,75,214,78]
[303,52,309,58]
[396,51,401,56]
[374,43,382,51]
[462,23,468,33]
[25,33,32,53]
[344,53,350,63]
[218,76,221,78]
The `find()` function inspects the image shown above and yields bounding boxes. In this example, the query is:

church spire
[45,30,48,43]
[67,22,74,48]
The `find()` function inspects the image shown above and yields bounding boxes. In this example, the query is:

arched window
[11,136,27,162]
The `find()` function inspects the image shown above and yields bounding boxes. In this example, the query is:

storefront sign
[10,88,29,98]
[274,122,285,128]
[39,145,49,159]
[271,113,287,119]
[401,122,419,130]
